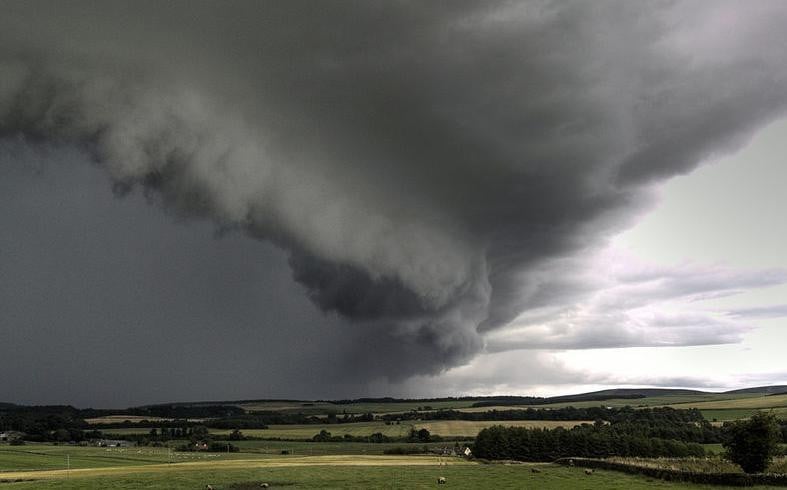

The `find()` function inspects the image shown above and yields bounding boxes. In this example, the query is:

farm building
[95,439,133,447]
[0,431,24,441]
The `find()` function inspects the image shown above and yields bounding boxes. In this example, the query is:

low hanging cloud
[486,251,787,351]
[2,1,787,387]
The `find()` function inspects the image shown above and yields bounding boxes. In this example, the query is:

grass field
[699,408,787,422]
[666,394,787,411]
[103,419,586,440]
[1,452,769,489]
[455,393,765,412]
[85,415,206,425]
[237,400,479,415]
[703,443,787,455]
[230,440,471,456]
[0,444,255,472]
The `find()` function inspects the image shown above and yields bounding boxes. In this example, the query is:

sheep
[437,476,446,484]
[584,469,594,475]
[205,486,214,490]
[531,467,541,473]
[260,484,270,488]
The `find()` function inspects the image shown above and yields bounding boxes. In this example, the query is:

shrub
[723,412,781,473]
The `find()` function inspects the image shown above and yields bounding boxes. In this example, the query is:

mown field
[666,394,787,411]
[417,420,592,436]
[103,419,588,440]
[2,447,776,489]
[85,415,205,425]
[236,399,479,415]
[0,444,254,472]
[230,440,471,456]
[87,391,787,426]
[456,393,766,412]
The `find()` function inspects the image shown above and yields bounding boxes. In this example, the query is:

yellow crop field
[416,420,592,437]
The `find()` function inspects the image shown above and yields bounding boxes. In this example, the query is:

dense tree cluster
[208,411,374,429]
[383,406,720,444]
[0,406,90,442]
[311,430,394,443]
[473,424,705,461]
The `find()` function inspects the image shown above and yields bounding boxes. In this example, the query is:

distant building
[0,431,24,441]
[96,439,133,448]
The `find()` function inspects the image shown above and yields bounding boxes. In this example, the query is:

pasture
[85,415,205,425]
[666,394,787,410]
[237,399,478,415]
[102,419,586,440]
[455,393,765,412]
[0,447,761,489]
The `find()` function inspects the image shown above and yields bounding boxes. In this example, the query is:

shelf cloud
[2,1,787,401]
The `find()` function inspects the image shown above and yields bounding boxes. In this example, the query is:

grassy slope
[665,394,787,410]
[0,444,262,472]
[104,419,587,439]
[237,400,479,415]
[1,457,767,490]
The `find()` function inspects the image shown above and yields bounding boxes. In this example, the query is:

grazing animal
[437,476,446,484]
[531,467,541,473]
[584,469,594,475]
[205,486,214,490]
[260,484,269,488]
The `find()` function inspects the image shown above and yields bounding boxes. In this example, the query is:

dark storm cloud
[2,1,787,401]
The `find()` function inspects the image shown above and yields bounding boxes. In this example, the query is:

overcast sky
[1,1,786,407]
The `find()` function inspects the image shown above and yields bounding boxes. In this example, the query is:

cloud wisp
[485,249,787,351]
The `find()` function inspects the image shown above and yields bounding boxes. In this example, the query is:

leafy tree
[409,428,431,442]
[189,425,211,443]
[313,429,332,442]
[723,412,781,473]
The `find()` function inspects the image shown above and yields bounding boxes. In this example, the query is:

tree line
[473,424,706,461]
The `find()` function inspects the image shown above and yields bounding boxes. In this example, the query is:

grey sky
[1,1,787,406]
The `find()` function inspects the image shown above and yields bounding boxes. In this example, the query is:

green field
[104,419,586,440]
[0,444,260,472]
[230,440,471,456]
[703,443,787,456]
[456,393,765,412]
[666,394,787,411]
[237,400,479,415]
[3,447,778,489]
[453,393,787,424]
[106,422,413,439]
[699,408,787,422]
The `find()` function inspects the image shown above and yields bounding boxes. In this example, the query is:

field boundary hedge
[555,457,787,486]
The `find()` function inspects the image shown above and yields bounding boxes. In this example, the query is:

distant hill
[6,384,787,412]
[126,385,787,411]
[548,388,708,401]
[723,385,787,396]
[470,388,711,408]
